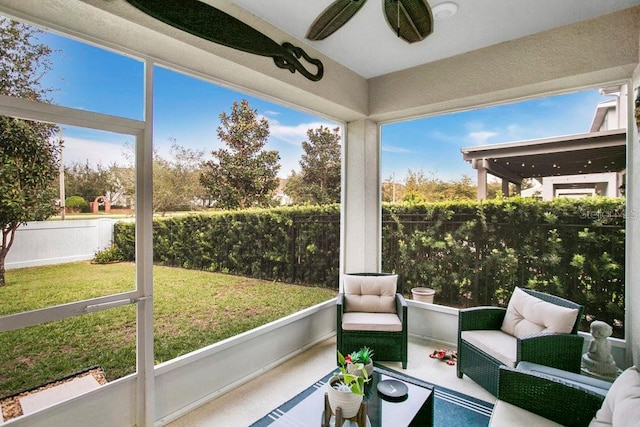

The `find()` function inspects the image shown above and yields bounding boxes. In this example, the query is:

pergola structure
[461,128,627,199]
[0,1,639,426]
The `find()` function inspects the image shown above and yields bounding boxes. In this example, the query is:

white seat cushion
[341,312,402,332]
[461,330,518,367]
[490,400,563,427]
[501,287,579,338]
[589,367,640,426]
[343,274,397,313]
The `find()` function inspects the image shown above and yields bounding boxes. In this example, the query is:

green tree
[64,161,117,204]
[401,169,441,202]
[441,175,476,201]
[285,126,341,205]
[0,18,59,286]
[154,140,205,215]
[200,100,280,209]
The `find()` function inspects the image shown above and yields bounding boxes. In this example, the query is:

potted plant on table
[327,351,371,418]
[348,346,374,377]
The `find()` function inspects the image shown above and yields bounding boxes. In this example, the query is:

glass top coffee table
[268,366,434,426]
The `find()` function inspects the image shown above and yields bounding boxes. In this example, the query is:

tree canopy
[200,100,281,209]
[154,140,206,214]
[285,126,341,205]
[381,169,507,203]
[64,161,119,204]
[0,18,59,286]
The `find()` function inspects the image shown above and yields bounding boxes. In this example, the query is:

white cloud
[468,130,498,145]
[382,144,412,154]
[267,119,338,146]
[428,130,460,145]
[506,124,520,134]
[62,136,131,167]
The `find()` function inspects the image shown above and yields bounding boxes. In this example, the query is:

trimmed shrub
[92,245,124,264]
[113,205,341,287]
[381,197,625,337]
[65,196,88,212]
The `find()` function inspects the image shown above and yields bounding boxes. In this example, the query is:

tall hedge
[113,197,626,336]
[382,197,625,336]
[114,205,341,287]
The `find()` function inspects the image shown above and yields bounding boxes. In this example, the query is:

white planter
[411,287,436,303]
[326,375,363,418]
[347,360,373,378]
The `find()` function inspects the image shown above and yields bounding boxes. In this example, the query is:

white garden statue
[581,320,620,380]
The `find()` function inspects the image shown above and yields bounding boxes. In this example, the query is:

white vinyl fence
[5,219,116,269]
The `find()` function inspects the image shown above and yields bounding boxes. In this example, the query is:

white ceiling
[230,0,640,78]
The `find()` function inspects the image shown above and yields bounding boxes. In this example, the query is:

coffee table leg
[323,393,331,426]
[335,407,343,426]
[357,402,367,427]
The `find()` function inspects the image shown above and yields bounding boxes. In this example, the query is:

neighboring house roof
[460,129,626,184]
[461,84,627,187]
[590,100,617,132]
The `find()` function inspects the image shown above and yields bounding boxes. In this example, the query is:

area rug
[251,364,493,426]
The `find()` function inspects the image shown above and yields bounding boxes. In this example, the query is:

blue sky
[40,30,613,183]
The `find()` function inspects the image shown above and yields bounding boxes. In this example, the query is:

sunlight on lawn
[0,262,336,397]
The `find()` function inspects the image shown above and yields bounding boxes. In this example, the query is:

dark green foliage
[113,205,341,287]
[285,126,341,205]
[199,100,280,209]
[382,197,625,337]
[113,197,625,336]
[0,116,60,286]
[0,18,59,286]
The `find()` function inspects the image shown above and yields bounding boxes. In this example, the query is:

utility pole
[392,172,396,203]
[58,128,65,220]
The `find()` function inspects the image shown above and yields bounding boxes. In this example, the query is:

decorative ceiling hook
[126,0,324,81]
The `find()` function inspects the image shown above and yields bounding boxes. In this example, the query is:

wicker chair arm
[497,366,604,427]
[336,293,344,331]
[518,333,584,373]
[395,293,408,323]
[337,292,345,309]
[458,306,507,331]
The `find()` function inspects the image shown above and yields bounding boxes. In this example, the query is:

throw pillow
[343,274,397,313]
[501,287,579,338]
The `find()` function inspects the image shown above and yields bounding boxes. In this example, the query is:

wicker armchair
[457,287,584,396]
[337,273,408,369]
[491,365,606,426]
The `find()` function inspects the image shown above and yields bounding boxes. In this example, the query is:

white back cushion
[589,367,640,427]
[343,274,397,313]
[501,287,579,338]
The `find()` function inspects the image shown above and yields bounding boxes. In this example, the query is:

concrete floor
[167,336,495,426]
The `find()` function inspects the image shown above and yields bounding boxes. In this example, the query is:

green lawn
[0,262,336,397]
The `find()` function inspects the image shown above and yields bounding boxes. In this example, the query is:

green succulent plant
[349,346,374,365]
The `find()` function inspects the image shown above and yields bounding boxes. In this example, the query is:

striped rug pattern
[252,365,493,426]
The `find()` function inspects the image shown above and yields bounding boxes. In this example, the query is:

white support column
[342,119,381,281]
[625,76,639,367]
[136,60,154,427]
[476,163,488,201]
